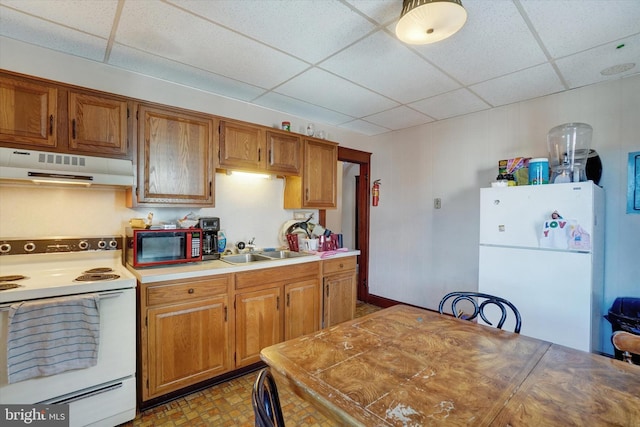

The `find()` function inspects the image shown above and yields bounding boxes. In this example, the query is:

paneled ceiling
[1,0,638,136]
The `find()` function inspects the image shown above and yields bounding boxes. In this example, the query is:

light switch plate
[434,198,442,209]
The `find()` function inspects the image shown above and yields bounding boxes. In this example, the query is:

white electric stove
[0,236,137,427]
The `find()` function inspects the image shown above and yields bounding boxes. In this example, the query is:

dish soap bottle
[217,230,227,254]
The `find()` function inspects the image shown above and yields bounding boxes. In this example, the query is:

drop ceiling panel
[338,119,391,136]
[470,63,565,107]
[0,6,107,61]
[521,0,640,58]
[410,0,548,85]
[343,0,401,25]
[364,106,434,131]
[0,0,118,38]
[172,0,377,64]
[253,92,354,126]
[275,67,399,117]
[109,44,267,102]
[555,34,640,89]
[320,30,460,103]
[410,88,490,120]
[116,0,309,89]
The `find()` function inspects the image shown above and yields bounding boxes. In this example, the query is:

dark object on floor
[438,291,522,333]
[252,368,285,427]
[605,297,640,363]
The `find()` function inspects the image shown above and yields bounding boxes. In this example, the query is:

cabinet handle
[72,119,76,139]
[326,285,329,297]
[339,263,344,269]
[188,288,194,294]
[224,306,227,322]
[286,293,290,307]
[269,149,273,165]
[276,296,280,310]
[49,115,54,135]
[305,188,309,201]
[209,181,212,196]
[258,148,261,162]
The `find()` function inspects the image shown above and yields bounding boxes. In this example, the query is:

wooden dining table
[260,304,640,426]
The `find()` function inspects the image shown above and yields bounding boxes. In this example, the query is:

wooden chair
[438,291,522,333]
[252,368,285,427]
[612,331,640,364]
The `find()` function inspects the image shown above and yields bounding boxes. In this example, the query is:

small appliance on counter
[199,217,221,260]
[125,228,202,268]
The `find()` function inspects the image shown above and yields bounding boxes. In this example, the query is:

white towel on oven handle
[7,293,100,384]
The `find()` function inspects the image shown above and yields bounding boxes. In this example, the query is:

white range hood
[0,147,134,187]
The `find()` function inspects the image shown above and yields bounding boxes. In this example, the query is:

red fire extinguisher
[372,179,381,206]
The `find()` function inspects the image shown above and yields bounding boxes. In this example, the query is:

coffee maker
[199,217,220,260]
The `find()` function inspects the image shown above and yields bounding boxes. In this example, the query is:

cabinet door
[147,296,230,398]
[266,131,300,175]
[235,287,281,367]
[219,121,264,170]
[136,104,214,206]
[285,278,319,340]
[323,272,356,328]
[68,91,129,157]
[0,75,57,148]
[304,139,337,207]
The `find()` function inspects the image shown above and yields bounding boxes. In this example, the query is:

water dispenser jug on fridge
[547,122,592,183]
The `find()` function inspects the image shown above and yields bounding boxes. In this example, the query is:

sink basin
[221,253,272,264]
[259,250,309,259]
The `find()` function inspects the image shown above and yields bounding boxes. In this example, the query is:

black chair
[438,291,522,333]
[252,368,285,427]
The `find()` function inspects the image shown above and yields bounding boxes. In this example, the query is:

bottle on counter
[217,230,227,254]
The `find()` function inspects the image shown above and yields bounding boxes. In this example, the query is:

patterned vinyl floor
[121,301,382,427]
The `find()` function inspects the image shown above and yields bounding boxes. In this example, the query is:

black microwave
[126,228,202,268]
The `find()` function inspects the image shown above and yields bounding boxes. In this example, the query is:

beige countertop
[127,249,360,283]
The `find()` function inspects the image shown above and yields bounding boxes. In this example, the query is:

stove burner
[83,267,114,274]
[74,274,121,282]
[0,283,21,291]
[0,275,27,282]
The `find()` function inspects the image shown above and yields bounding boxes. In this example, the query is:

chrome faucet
[247,237,256,252]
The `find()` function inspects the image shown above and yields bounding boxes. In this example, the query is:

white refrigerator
[478,181,605,353]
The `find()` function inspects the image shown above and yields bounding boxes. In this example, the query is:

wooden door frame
[319,146,371,302]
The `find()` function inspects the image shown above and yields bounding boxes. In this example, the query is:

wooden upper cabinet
[132,103,215,206]
[284,138,337,209]
[0,75,57,149]
[218,120,264,170]
[68,91,129,158]
[266,130,301,175]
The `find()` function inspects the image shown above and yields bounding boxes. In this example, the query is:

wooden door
[136,104,214,206]
[68,91,129,157]
[219,121,264,170]
[147,296,229,397]
[0,75,57,148]
[235,287,281,367]
[285,279,319,340]
[266,131,300,175]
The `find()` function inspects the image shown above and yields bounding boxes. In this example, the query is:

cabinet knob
[339,263,344,268]
[188,288,194,294]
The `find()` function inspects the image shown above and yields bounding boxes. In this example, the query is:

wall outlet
[293,211,307,220]
[434,198,442,209]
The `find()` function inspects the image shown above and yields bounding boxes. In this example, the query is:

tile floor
[121,301,382,427]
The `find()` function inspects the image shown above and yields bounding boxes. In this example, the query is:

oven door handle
[43,381,123,405]
[0,290,124,311]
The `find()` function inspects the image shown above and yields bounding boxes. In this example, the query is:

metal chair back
[252,368,285,427]
[438,291,522,333]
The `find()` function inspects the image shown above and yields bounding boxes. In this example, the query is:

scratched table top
[261,304,640,426]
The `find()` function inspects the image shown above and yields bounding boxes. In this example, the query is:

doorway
[321,147,371,302]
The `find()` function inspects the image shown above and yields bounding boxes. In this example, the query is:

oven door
[0,288,136,405]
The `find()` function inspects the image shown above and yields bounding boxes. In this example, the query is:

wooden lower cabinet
[234,262,321,368]
[323,256,357,328]
[140,275,232,402]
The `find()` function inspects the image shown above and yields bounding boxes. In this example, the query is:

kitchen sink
[221,253,273,264]
[259,250,309,259]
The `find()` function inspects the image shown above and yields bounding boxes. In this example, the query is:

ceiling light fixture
[396,0,467,45]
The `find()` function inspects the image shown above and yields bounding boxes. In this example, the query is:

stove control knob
[78,240,89,250]
[108,240,118,249]
[24,242,36,252]
[97,240,107,249]
[0,243,11,254]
